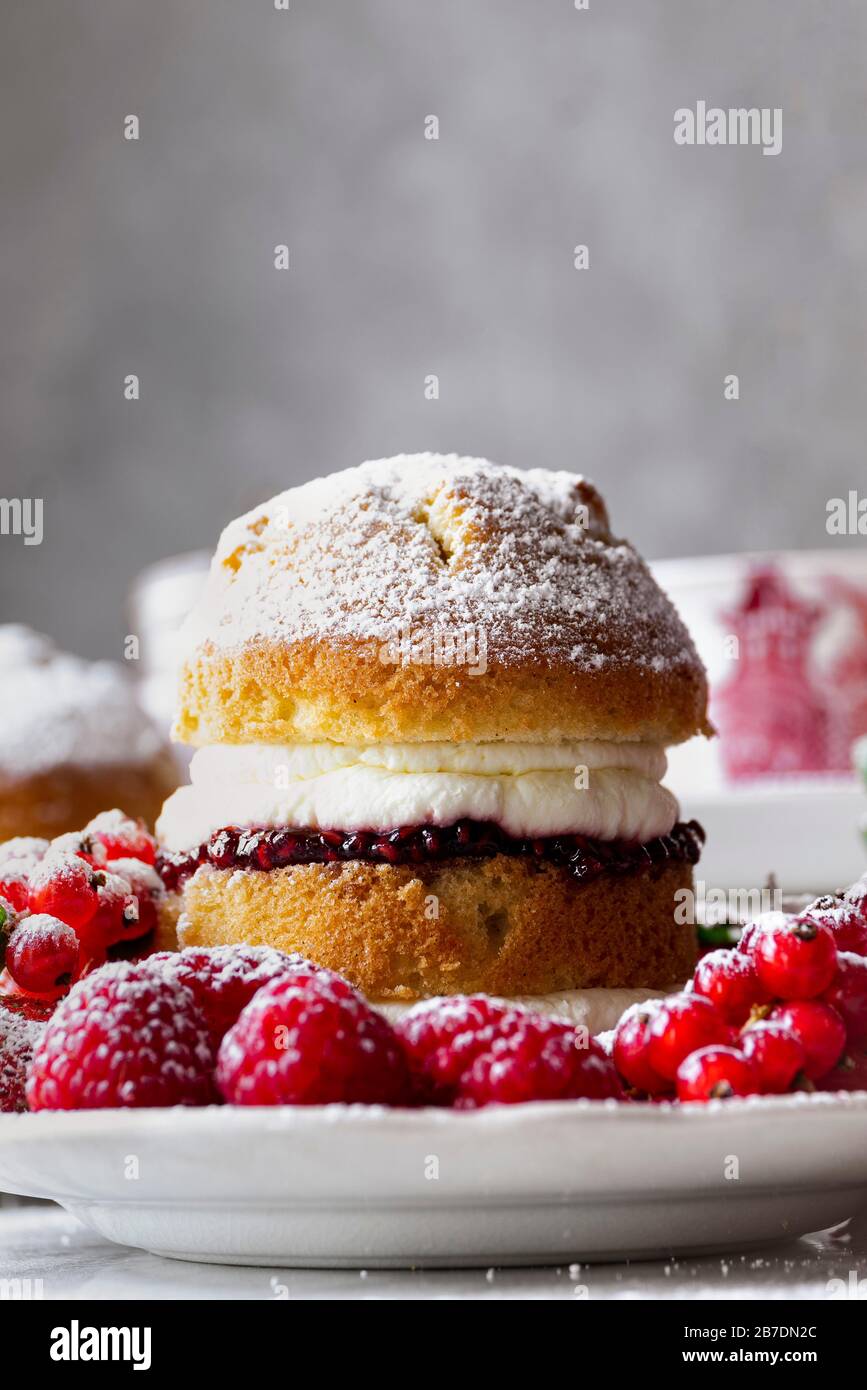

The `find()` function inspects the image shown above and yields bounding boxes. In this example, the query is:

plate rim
[1,1087,865,1142]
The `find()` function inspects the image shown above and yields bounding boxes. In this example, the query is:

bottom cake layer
[166,852,699,1001]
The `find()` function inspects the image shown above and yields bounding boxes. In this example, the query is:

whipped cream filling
[157,740,679,853]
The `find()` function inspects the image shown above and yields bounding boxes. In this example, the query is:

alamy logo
[379,622,487,676]
[0,497,43,545]
[50,1320,152,1371]
[674,102,782,156]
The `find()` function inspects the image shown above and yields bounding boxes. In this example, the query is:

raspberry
[741,1023,806,1093]
[216,970,413,1106]
[821,952,867,1044]
[26,962,216,1110]
[647,994,729,1081]
[85,811,156,866]
[28,854,100,931]
[692,949,768,1025]
[612,1000,671,1095]
[768,1000,846,1081]
[146,946,307,1049]
[6,915,78,995]
[0,1003,46,1112]
[394,995,525,1100]
[754,917,838,1000]
[456,1016,622,1108]
[676,1046,758,1102]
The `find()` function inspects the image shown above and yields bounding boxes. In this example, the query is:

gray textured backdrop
[1,0,865,658]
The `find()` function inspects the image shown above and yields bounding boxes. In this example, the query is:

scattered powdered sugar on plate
[0,627,166,779]
[180,454,701,674]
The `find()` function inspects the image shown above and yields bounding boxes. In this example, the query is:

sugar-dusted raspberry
[216,970,413,1106]
[26,961,216,1110]
[6,914,78,995]
[146,946,309,1049]
[394,995,525,1101]
[85,810,156,866]
[0,1002,46,1112]
[28,854,100,931]
[456,1016,622,1108]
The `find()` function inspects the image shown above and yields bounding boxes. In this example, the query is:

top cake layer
[174,454,711,747]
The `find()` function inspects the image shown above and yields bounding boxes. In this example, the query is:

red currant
[612,1001,670,1094]
[5,914,78,995]
[768,1000,846,1081]
[28,855,100,931]
[86,811,156,866]
[821,952,867,1044]
[109,860,161,937]
[741,1023,806,1093]
[818,1045,867,1093]
[46,832,106,868]
[647,994,729,1082]
[0,838,49,865]
[80,872,140,951]
[0,867,30,914]
[805,901,867,958]
[692,949,767,1025]
[754,917,838,1000]
[676,1046,758,1102]
[739,912,788,956]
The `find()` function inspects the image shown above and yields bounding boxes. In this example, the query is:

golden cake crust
[174,456,711,748]
[172,856,697,1000]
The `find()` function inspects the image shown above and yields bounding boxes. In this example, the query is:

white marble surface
[1,1203,865,1301]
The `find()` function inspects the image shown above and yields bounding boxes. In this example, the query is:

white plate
[1,1094,866,1268]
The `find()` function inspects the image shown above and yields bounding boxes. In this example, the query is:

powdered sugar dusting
[180,455,701,676]
[0,1008,45,1113]
[0,627,167,779]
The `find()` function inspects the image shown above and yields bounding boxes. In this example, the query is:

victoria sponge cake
[156,454,710,1007]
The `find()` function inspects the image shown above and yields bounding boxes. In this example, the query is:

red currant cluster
[0,811,161,1006]
[613,878,867,1102]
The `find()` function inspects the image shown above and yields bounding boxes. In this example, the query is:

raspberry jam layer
[156,818,705,892]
